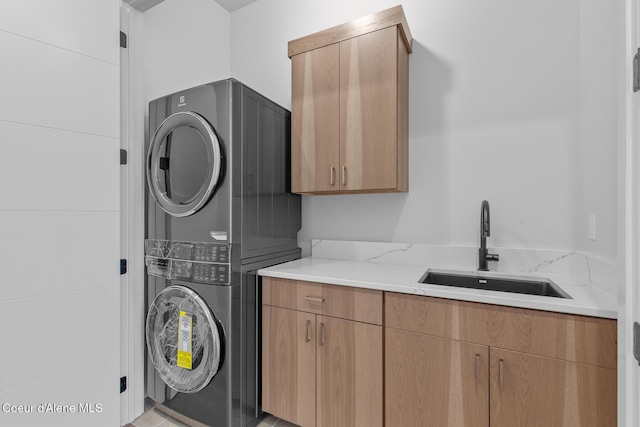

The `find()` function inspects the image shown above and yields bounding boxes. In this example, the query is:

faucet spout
[481,200,490,237]
[478,200,499,271]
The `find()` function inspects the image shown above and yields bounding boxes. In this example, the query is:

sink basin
[418,269,572,299]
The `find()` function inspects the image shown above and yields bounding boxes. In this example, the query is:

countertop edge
[259,259,618,320]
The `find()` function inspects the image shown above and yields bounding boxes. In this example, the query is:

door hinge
[634,48,640,92]
[120,31,127,49]
[120,376,127,393]
[634,322,640,366]
[120,259,127,275]
[120,149,128,165]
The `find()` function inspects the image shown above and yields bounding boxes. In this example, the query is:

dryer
[145,79,301,427]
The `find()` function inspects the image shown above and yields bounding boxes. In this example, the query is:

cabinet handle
[475,354,481,384]
[319,323,325,346]
[341,166,347,185]
[499,359,505,389]
[305,319,311,343]
[303,296,325,303]
[330,167,335,186]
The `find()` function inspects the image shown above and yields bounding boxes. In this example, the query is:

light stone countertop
[259,241,618,320]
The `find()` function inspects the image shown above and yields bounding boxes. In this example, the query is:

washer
[145,79,301,427]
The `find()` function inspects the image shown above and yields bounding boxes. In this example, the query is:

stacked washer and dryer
[145,79,301,427]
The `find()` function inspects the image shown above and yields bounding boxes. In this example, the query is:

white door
[623,0,640,425]
[120,4,146,425]
[0,1,121,427]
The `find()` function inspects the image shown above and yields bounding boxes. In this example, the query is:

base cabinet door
[317,316,383,427]
[490,349,617,427]
[262,306,316,427]
[385,328,489,427]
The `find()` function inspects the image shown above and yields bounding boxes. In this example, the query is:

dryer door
[146,285,222,393]
[147,111,222,217]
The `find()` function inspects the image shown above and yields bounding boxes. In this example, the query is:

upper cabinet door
[291,44,340,193]
[339,26,399,192]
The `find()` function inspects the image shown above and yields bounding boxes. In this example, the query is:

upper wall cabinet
[289,6,412,194]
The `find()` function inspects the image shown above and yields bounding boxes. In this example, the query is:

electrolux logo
[178,95,186,107]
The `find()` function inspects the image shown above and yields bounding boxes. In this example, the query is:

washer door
[146,285,222,393]
[147,111,222,217]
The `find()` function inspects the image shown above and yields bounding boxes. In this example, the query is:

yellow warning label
[177,311,192,370]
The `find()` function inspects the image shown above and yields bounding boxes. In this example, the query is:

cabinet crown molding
[288,5,413,58]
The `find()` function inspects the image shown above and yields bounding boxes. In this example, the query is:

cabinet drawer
[263,277,383,325]
[385,292,617,369]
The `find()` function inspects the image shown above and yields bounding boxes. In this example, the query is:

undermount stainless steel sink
[418,269,572,299]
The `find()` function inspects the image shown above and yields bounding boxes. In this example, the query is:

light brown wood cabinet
[262,305,316,427]
[288,6,412,194]
[489,348,617,427]
[262,277,383,427]
[385,292,617,427]
[385,328,489,427]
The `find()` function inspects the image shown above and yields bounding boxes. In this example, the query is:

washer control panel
[144,239,231,285]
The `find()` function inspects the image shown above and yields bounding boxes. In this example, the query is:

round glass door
[147,111,222,217]
[146,285,222,394]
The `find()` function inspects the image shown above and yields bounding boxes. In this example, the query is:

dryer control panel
[144,239,231,285]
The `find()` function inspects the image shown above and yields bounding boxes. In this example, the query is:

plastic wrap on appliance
[145,239,230,263]
[146,286,221,394]
[172,260,194,280]
[146,256,170,279]
[145,239,194,259]
[145,255,230,284]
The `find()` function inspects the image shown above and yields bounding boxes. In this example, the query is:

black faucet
[479,200,499,271]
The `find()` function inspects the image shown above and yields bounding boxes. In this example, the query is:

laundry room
[0,0,637,426]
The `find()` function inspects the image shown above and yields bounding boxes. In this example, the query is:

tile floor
[126,400,299,427]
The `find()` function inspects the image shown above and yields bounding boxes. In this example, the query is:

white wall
[577,0,621,263]
[143,0,231,106]
[229,0,620,261]
[141,0,620,263]
[0,1,121,426]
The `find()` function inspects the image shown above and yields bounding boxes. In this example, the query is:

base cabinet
[385,292,617,427]
[317,316,383,427]
[490,349,617,427]
[262,278,383,427]
[385,328,488,427]
[262,306,316,427]
[262,283,616,427]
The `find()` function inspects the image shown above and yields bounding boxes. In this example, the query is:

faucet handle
[486,253,499,262]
